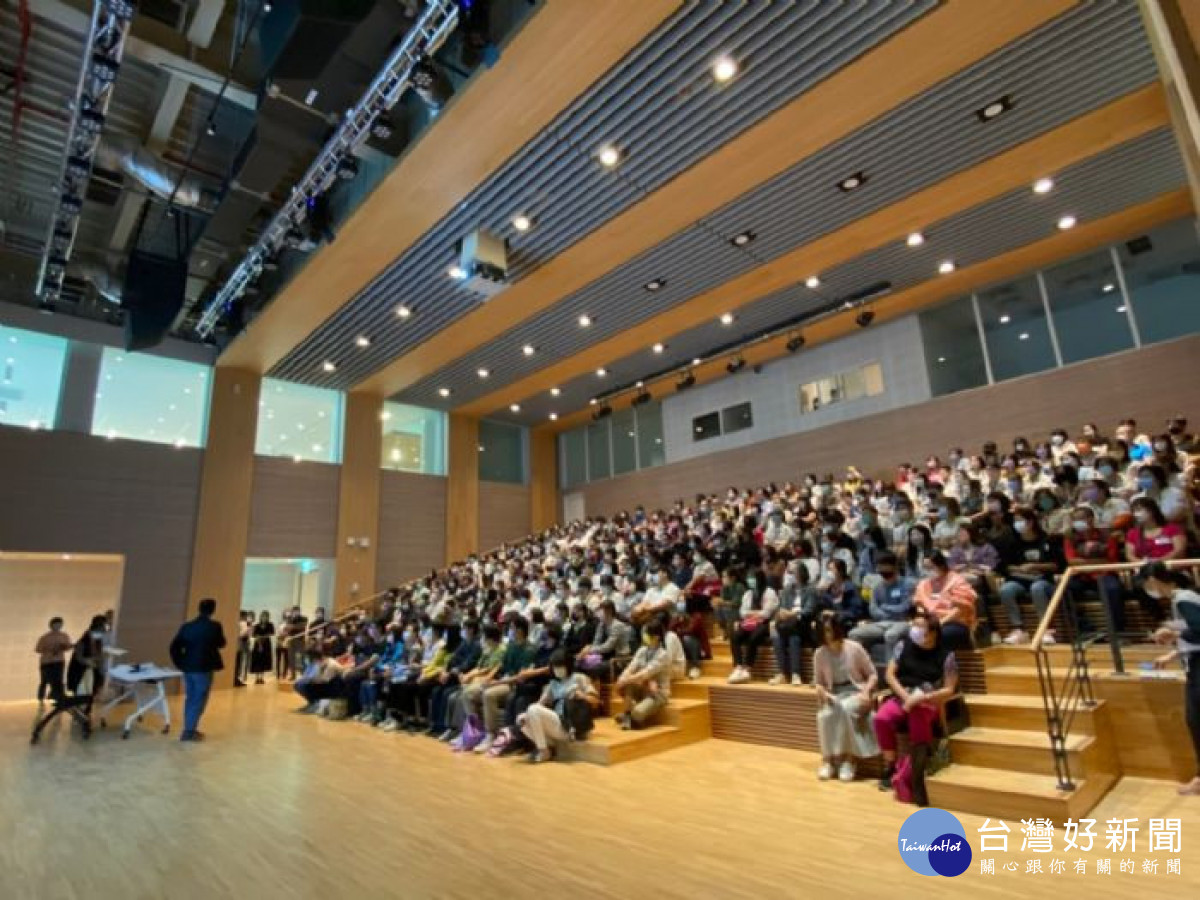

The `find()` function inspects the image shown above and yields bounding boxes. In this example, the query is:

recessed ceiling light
[548,412,558,421]
[635,380,644,388]
[719,312,735,326]
[999,314,1011,324]
[937,357,947,363]
[476,368,489,379]
[448,264,467,280]
[976,94,1014,122]
[512,214,532,232]
[550,387,561,397]
[938,260,955,275]
[1057,214,1077,231]
[692,357,702,366]
[1033,177,1054,195]
[837,171,866,192]
[354,335,371,348]
[509,403,521,413]
[1116,305,1128,313]
[596,367,607,377]
[649,343,665,356]
[589,398,598,406]
[321,360,337,373]
[522,344,536,357]
[644,278,666,292]
[597,145,621,167]
[731,230,756,247]
[906,231,925,247]
[1102,283,1115,293]
[380,410,392,421]
[1018,332,1030,341]
[805,275,820,289]
[578,314,592,327]
[477,444,485,452]
[396,304,412,318]
[438,387,451,398]
[712,56,738,83]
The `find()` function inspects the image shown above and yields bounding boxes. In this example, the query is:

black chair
[31,686,94,744]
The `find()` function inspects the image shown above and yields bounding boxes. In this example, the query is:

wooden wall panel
[1094,675,1197,781]
[478,481,532,554]
[246,457,339,560]
[446,415,480,563]
[0,428,201,667]
[333,393,383,613]
[529,429,558,532]
[575,335,1200,517]
[376,471,448,588]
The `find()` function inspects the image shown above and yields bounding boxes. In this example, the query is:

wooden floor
[2,688,1197,900]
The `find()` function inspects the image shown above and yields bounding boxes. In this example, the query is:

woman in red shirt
[1064,506,1125,635]
[1126,497,1186,626]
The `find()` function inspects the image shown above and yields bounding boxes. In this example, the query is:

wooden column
[529,428,559,533]
[1140,0,1200,212]
[333,392,383,614]
[187,366,260,689]
[445,414,480,564]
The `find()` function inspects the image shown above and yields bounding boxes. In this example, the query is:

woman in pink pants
[875,607,959,792]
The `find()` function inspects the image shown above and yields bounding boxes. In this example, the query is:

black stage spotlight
[726,356,745,374]
[412,56,454,112]
[676,372,696,391]
[632,390,651,406]
[592,404,613,421]
[786,334,806,353]
[855,309,876,328]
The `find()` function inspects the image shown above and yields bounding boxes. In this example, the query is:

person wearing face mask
[946,522,1000,594]
[1049,428,1073,462]
[1032,487,1072,538]
[763,509,795,551]
[67,614,109,699]
[443,624,505,743]
[420,621,482,736]
[888,498,915,558]
[517,649,599,763]
[1145,562,1200,796]
[632,568,681,626]
[563,602,597,658]
[819,558,867,634]
[1125,497,1186,568]
[356,624,407,725]
[770,564,817,685]
[813,610,878,782]
[998,510,1064,645]
[1133,463,1189,525]
[1061,507,1126,636]
[728,568,781,684]
[849,552,915,665]
[875,609,960,800]
[914,551,978,651]
[1166,416,1197,454]
[931,498,967,551]
[576,600,633,682]
[615,621,671,730]
[1080,477,1131,530]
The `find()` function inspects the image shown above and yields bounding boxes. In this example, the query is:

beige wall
[0,554,125,702]
[0,429,201,665]
[376,470,448,589]
[479,481,532,553]
[247,456,340,559]
[574,335,1200,518]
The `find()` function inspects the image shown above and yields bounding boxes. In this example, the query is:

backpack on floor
[453,714,485,752]
[564,696,595,740]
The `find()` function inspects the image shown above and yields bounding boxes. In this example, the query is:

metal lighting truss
[36,0,137,302]
[195,0,460,337]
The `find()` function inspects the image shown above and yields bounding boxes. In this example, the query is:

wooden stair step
[952,725,1091,752]
[964,693,1101,734]
[949,726,1100,778]
[926,763,1115,822]
[559,720,686,766]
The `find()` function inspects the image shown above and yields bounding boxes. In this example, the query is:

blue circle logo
[897,808,972,877]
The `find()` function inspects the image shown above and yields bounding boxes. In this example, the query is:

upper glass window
[256,379,342,463]
[92,349,211,447]
[636,402,666,469]
[977,276,1056,382]
[799,363,883,414]
[1118,219,1200,345]
[1041,250,1134,364]
[611,407,638,476]
[561,427,587,488]
[478,419,525,484]
[919,297,988,397]
[381,402,446,475]
[585,420,611,481]
[0,325,68,430]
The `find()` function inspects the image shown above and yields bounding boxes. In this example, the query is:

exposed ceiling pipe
[94,135,216,211]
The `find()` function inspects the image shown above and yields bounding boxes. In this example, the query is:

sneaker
[619,716,633,731]
[474,737,493,754]
[438,729,455,742]
[688,666,701,680]
[791,674,804,686]
[879,765,895,791]
[381,718,400,733]
[1041,632,1057,646]
[728,668,752,685]
[838,760,856,782]
[1002,629,1027,645]
[768,674,784,686]
[817,762,835,781]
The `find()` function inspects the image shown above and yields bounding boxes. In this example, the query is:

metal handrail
[1028,557,1200,790]
[278,589,394,651]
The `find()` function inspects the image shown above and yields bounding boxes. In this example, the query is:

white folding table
[99,664,182,738]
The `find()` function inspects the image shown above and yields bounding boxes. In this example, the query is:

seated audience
[813,612,878,782]
[517,649,599,763]
[728,568,780,684]
[999,507,1063,645]
[849,552,915,664]
[615,621,671,730]
[914,551,977,651]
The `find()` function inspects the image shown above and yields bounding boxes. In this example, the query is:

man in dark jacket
[169,597,227,742]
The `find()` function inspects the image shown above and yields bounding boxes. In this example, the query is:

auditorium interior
[2,1,1200,896]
